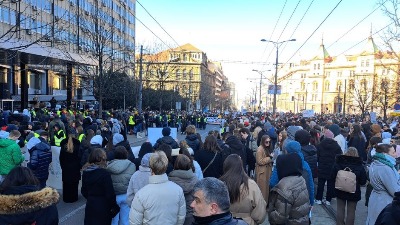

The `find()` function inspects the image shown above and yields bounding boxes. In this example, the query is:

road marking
[59,204,86,224]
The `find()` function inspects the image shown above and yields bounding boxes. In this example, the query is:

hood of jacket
[168,169,197,194]
[225,135,244,152]
[159,136,177,145]
[0,138,17,148]
[301,145,317,156]
[107,159,133,174]
[319,138,341,152]
[186,133,198,141]
[295,129,311,146]
[335,154,363,165]
[113,133,124,146]
[287,126,302,141]
[0,187,59,215]
[90,135,103,145]
[26,137,41,150]
[329,124,341,136]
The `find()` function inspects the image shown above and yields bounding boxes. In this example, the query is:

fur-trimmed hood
[0,187,59,215]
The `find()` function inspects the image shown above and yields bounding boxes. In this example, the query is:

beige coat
[255,146,273,203]
[230,179,267,225]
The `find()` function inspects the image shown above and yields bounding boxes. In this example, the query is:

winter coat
[316,138,342,179]
[153,136,179,150]
[255,146,273,202]
[230,179,267,225]
[129,174,186,225]
[59,138,81,183]
[0,186,59,225]
[27,138,52,181]
[366,160,400,225]
[81,166,118,225]
[301,145,318,178]
[185,134,200,154]
[375,191,400,225]
[331,155,367,202]
[107,159,136,195]
[126,166,151,207]
[195,149,223,178]
[192,212,248,225]
[81,143,103,166]
[334,134,347,153]
[225,136,248,168]
[348,135,367,162]
[0,138,24,175]
[169,169,199,225]
[268,176,310,225]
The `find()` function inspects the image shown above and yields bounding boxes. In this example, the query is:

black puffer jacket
[375,192,400,225]
[153,136,179,150]
[0,186,59,225]
[224,136,247,168]
[301,145,318,178]
[27,138,52,180]
[331,155,367,202]
[186,134,200,154]
[316,138,342,179]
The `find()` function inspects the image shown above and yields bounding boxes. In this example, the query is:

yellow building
[276,34,399,117]
[136,43,230,111]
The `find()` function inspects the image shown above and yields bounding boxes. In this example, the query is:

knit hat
[287,126,302,140]
[277,153,303,180]
[90,135,103,145]
[328,124,340,136]
[324,129,334,139]
[141,153,152,167]
[113,133,124,146]
[295,129,311,146]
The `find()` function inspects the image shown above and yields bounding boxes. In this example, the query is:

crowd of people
[0,104,400,225]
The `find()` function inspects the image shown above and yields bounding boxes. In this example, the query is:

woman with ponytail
[59,133,81,203]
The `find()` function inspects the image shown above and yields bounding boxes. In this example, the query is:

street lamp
[261,38,296,115]
[252,69,272,111]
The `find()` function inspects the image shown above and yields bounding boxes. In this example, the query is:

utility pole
[138,45,143,113]
[343,79,347,117]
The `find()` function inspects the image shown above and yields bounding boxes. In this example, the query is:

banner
[147,127,178,145]
[206,117,223,124]
[302,109,315,118]
[46,146,62,189]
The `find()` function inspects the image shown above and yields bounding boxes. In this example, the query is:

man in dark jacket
[191,177,247,225]
[185,125,200,155]
[375,191,400,225]
[223,133,248,171]
[295,129,318,178]
[27,132,52,188]
[153,127,179,150]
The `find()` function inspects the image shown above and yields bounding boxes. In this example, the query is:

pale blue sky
[135,0,392,100]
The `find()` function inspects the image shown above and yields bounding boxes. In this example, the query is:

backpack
[335,167,356,193]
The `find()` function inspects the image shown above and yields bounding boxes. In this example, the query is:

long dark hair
[260,135,273,154]
[203,135,222,152]
[0,166,39,193]
[350,124,363,139]
[219,154,249,204]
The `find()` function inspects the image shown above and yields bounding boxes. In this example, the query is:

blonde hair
[185,125,196,135]
[345,147,359,157]
[66,134,76,153]
[150,151,168,175]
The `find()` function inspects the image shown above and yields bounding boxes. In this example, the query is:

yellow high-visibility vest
[54,130,66,146]
[128,116,135,125]
[78,133,85,142]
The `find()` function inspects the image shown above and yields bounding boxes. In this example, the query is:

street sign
[268,85,282,94]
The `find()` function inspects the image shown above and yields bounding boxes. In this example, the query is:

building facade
[136,43,232,112]
[276,34,399,116]
[0,0,135,109]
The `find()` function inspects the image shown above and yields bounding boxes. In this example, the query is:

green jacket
[0,139,25,175]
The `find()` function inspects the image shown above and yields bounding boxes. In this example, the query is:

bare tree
[375,78,397,121]
[349,76,375,117]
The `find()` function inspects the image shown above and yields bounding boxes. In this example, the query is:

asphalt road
[57,124,216,225]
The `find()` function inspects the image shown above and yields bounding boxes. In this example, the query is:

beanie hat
[287,126,302,140]
[295,129,311,146]
[277,153,303,180]
[141,153,152,167]
[324,129,334,139]
[90,135,103,145]
[328,124,340,137]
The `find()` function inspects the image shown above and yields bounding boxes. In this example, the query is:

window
[189,70,193,79]
[337,81,342,91]
[318,64,320,70]
[182,69,187,80]
[301,82,305,90]
[337,72,342,77]
[349,79,355,89]
[366,59,370,67]
[313,82,318,91]
[176,69,181,80]
[324,81,330,91]
[361,60,365,67]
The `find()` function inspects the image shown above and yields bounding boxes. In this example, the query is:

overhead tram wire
[283,0,344,67]
[258,0,288,71]
[327,1,387,50]
[276,0,302,42]
[337,21,394,56]
[279,0,316,55]
[136,0,182,50]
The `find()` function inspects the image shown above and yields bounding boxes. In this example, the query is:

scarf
[373,152,395,169]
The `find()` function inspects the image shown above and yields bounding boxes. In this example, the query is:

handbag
[335,167,356,193]
[110,203,120,218]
